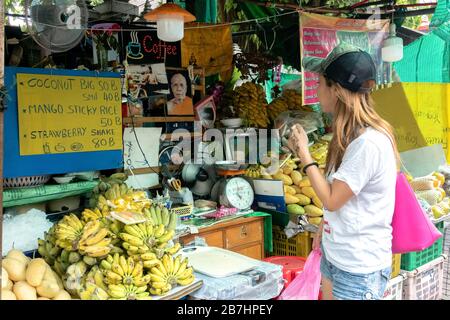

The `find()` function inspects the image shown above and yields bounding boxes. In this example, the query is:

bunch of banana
[143,205,177,231]
[89,172,133,209]
[81,208,109,223]
[52,250,71,276]
[309,141,329,167]
[84,265,109,293]
[78,282,110,300]
[119,222,174,257]
[64,260,88,294]
[232,82,269,128]
[99,253,151,288]
[148,254,195,295]
[54,214,85,251]
[267,98,289,122]
[77,220,112,258]
[281,89,303,111]
[245,165,262,179]
[108,284,152,300]
[37,226,61,266]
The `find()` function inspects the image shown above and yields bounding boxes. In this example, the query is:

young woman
[288,43,399,300]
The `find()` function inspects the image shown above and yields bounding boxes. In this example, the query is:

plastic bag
[278,248,322,300]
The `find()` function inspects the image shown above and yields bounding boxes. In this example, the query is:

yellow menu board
[17,73,123,155]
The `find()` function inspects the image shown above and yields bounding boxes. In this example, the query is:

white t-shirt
[322,127,397,274]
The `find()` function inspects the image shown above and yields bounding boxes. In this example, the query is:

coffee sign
[121,29,181,67]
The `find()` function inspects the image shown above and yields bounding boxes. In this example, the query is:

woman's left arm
[289,125,354,212]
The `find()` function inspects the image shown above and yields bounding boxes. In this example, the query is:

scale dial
[220,177,254,210]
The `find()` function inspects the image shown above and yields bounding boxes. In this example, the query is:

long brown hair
[325,78,400,174]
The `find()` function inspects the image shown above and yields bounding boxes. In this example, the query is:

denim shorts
[320,248,391,300]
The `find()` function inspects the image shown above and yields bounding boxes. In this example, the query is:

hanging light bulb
[382,23,404,62]
[144,1,196,42]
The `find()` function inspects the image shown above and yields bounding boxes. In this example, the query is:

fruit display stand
[443,223,450,300]
[400,221,445,271]
[401,255,447,300]
[382,274,406,300]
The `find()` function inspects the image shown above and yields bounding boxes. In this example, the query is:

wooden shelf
[123,116,196,125]
[161,132,202,141]
[124,165,180,175]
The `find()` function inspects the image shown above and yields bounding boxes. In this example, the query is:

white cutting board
[179,246,259,278]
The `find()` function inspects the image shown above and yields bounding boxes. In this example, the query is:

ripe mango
[298,177,311,187]
[301,187,317,199]
[290,171,302,186]
[295,194,311,206]
[308,217,322,225]
[292,185,302,194]
[312,196,323,208]
[285,194,300,204]
[283,165,294,175]
[272,173,293,186]
[284,185,296,196]
[287,204,305,215]
[304,205,323,217]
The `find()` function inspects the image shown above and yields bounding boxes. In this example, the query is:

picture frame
[165,69,194,116]
[194,95,216,129]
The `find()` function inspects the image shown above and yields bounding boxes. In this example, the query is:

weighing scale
[210,161,254,210]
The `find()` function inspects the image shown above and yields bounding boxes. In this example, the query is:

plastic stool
[264,255,322,300]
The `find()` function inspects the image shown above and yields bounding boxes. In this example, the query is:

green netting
[431,0,450,28]
[394,22,450,83]
[264,69,301,103]
[194,0,218,23]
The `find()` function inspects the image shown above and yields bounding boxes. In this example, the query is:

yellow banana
[123,225,142,238]
[149,273,165,283]
[176,259,188,277]
[120,256,129,275]
[106,270,123,284]
[134,275,150,287]
[84,228,109,246]
[137,223,149,237]
[140,252,157,261]
[120,233,144,247]
[100,260,112,270]
[152,282,167,289]
[177,276,195,286]
[150,288,162,296]
[131,261,143,278]
[150,266,165,278]
[172,255,181,275]
[108,284,127,298]
[127,257,135,275]
[157,230,175,244]
[178,267,194,280]
[146,223,154,237]
[84,245,111,258]
[143,259,161,269]
[166,243,181,255]
[154,224,165,238]
[79,220,101,243]
[111,263,125,277]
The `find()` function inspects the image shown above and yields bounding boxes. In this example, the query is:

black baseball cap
[303,43,377,93]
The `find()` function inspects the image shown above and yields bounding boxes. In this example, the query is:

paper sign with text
[17,74,123,156]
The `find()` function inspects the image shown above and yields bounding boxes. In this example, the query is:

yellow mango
[304,205,323,217]
[284,185,296,195]
[285,194,300,204]
[290,171,302,186]
[295,194,311,206]
[292,185,302,194]
[308,217,322,225]
[298,177,311,187]
[283,165,294,175]
[301,186,317,199]
[312,196,323,208]
[273,173,293,185]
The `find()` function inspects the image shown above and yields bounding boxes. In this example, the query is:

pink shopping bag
[392,172,442,254]
[278,248,322,300]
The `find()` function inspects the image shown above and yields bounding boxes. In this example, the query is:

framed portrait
[194,95,216,129]
[165,69,194,116]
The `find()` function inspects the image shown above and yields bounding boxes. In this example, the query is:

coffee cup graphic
[127,32,144,59]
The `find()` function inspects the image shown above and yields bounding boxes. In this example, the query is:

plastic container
[271,225,313,258]
[401,255,446,300]
[263,256,307,289]
[391,254,401,278]
[400,221,444,271]
[382,274,405,300]
[443,224,450,299]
